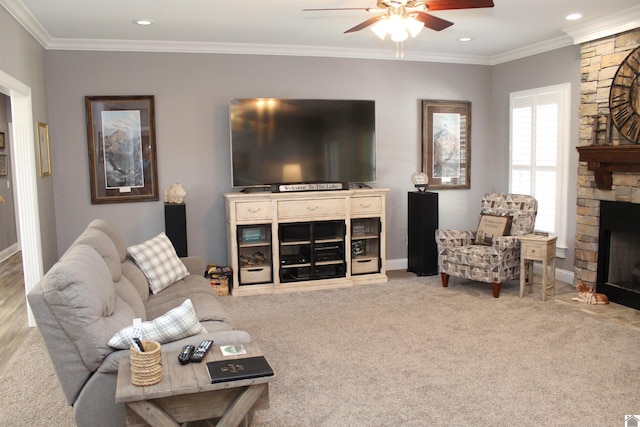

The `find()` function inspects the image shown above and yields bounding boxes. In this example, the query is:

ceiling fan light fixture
[403,16,424,38]
[371,18,389,40]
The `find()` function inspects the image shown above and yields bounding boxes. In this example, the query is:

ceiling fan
[303,0,494,40]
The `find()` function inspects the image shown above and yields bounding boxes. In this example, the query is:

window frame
[508,83,570,257]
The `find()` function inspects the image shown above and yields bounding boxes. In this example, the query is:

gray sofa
[27,219,250,427]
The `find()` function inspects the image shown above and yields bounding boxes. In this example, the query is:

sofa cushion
[70,228,122,282]
[41,244,134,371]
[88,219,128,262]
[127,232,189,294]
[145,276,231,323]
[108,298,207,349]
[122,258,151,304]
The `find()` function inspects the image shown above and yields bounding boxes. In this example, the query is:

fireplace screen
[598,200,640,309]
[607,231,640,292]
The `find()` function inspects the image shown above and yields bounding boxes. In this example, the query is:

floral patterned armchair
[435,193,537,298]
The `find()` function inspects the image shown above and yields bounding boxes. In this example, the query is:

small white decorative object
[411,172,429,191]
[164,183,187,204]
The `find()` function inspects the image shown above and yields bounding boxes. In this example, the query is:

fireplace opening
[598,201,640,310]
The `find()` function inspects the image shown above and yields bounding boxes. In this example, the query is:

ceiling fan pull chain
[396,41,405,59]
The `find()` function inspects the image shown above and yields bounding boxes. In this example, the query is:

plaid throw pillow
[128,232,189,294]
[107,298,207,349]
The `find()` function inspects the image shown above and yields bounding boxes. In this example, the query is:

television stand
[224,188,389,296]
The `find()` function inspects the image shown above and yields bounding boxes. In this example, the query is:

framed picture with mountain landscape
[85,95,158,204]
[421,100,471,189]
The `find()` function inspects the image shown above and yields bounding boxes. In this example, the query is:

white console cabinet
[225,188,388,296]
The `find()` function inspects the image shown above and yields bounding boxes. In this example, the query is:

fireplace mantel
[577,145,640,190]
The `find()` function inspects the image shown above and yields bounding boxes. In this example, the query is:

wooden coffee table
[115,341,273,427]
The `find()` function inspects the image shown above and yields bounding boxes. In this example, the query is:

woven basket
[130,340,162,386]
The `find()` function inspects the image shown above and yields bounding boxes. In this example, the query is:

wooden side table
[518,234,557,301]
[115,341,273,427]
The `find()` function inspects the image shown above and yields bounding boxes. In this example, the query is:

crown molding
[0,0,51,47]
[562,5,640,44]
[46,37,497,65]
[489,35,574,65]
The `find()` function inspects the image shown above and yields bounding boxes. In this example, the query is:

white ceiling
[3,0,640,64]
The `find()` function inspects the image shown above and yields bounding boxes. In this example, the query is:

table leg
[520,256,526,298]
[217,383,267,427]
[127,400,180,427]
[541,257,548,301]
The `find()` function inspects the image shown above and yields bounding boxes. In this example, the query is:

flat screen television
[229,99,376,188]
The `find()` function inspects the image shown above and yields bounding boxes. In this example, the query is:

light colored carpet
[1,273,638,426]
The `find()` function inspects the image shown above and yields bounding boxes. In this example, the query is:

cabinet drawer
[352,259,378,275]
[277,198,345,219]
[351,196,382,215]
[240,267,272,284]
[235,201,272,221]
[523,244,544,258]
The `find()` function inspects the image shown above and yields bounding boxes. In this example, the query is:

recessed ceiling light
[458,37,472,42]
[134,19,155,26]
[565,13,582,21]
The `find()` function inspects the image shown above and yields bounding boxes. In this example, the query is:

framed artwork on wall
[0,154,7,177]
[85,95,158,204]
[37,122,51,176]
[421,100,471,189]
[0,132,5,149]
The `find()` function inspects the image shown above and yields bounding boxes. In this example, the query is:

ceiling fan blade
[415,12,454,31]
[424,0,494,11]
[303,8,371,11]
[344,16,383,33]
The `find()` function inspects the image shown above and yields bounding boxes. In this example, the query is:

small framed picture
[0,154,7,177]
[37,122,51,176]
[0,132,5,149]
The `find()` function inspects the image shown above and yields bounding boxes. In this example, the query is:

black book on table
[206,356,274,384]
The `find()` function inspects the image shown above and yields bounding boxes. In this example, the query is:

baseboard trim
[386,257,575,285]
[0,244,19,264]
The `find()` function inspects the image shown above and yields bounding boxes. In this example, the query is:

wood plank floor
[0,252,29,374]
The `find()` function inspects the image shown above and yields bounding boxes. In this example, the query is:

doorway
[0,69,44,327]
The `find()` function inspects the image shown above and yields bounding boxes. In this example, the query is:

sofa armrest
[180,256,206,276]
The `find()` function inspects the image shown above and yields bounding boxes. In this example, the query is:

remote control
[190,340,213,363]
[178,345,195,365]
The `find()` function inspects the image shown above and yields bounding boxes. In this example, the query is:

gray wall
[45,51,495,265]
[491,45,581,272]
[0,6,57,269]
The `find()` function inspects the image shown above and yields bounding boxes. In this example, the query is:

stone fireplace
[575,28,640,310]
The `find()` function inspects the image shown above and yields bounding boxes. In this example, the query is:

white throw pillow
[127,232,189,294]
[108,298,207,349]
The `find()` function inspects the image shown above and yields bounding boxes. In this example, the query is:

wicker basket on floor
[130,340,162,386]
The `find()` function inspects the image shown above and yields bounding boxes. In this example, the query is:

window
[509,83,570,257]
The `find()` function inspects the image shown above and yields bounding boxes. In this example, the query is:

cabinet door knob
[307,205,319,211]
[249,207,261,213]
